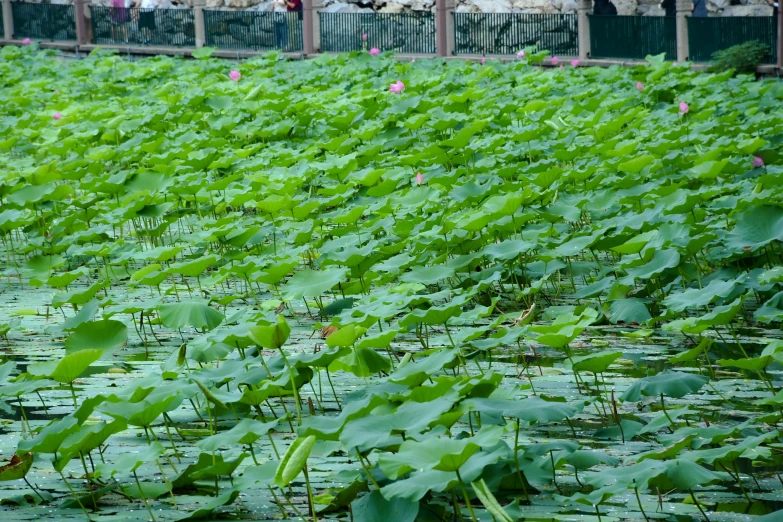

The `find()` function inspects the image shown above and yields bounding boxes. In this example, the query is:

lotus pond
[1,44,783,522]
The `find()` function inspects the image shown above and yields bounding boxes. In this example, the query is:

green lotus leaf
[274,435,316,488]
[65,320,127,356]
[159,301,224,331]
[621,371,709,402]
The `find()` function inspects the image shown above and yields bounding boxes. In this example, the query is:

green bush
[708,40,770,75]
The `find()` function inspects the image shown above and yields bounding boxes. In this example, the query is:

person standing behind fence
[593,0,618,15]
[110,0,131,42]
[660,0,676,16]
[767,0,779,16]
[274,0,302,49]
[691,0,708,17]
[134,0,157,43]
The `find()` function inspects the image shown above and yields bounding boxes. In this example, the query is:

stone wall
[53,0,777,16]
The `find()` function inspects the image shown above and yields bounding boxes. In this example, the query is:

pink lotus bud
[53,112,61,120]
[516,50,525,59]
[752,156,765,168]
[679,101,689,114]
[362,33,368,41]
[551,56,559,65]
[389,80,405,94]
[229,70,241,82]
[571,59,579,67]
[22,38,31,45]
[636,81,644,92]
[369,48,381,56]
[415,172,423,185]
[480,58,486,65]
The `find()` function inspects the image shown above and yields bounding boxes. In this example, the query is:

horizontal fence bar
[589,15,676,60]
[11,1,76,41]
[90,6,195,47]
[453,13,578,56]
[319,12,436,54]
[204,10,302,52]
[688,16,777,63]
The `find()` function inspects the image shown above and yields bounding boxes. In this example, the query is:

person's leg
[274,14,286,49]
[283,14,289,49]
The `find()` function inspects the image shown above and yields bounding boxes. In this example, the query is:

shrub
[708,40,770,75]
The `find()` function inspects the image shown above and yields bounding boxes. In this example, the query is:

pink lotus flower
[551,56,559,65]
[369,47,381,56]
[480,58,486,65]
[571,59,580,67]
[229,70,241,82]
[362,33,368,41]
[53,112,61,120]
[636,81,644,92]
[516,50,525,59]
[415,172,424,185]
[679,101,689,114]
[752,156,765,168]
[22,38,31,45]
[389,80,405,94]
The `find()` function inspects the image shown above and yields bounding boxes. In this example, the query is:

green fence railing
[454,13,578,56]
[90,6,195,47]
[204,10,302,52]
[319,12,435,54]
[11,1,76,41]
[688,16,777,63]
[589,15,676,60]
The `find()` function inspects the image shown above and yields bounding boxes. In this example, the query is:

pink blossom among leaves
[389,80,405,94]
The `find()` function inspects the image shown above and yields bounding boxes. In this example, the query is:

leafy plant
[708,40,770,75]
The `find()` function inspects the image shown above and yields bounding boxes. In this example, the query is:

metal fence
[90,6,195,47]
[319,12,436,54]
[688,16,777,63]
[589,15,676,60]
[454,13,578,56]
[1,4,4,38]
[205,10,302,52]
[11,1,76,41]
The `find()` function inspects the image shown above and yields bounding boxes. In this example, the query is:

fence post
[1,0,13,40]
[445,0,455,56]
[675,0,689,62]
[312,0,323,52]
[193,0,206,48]
[303,0,314,55]
[578,0,591,60]
[435,0,446,57]
[778,4,782,68]
[74,0,88,44]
